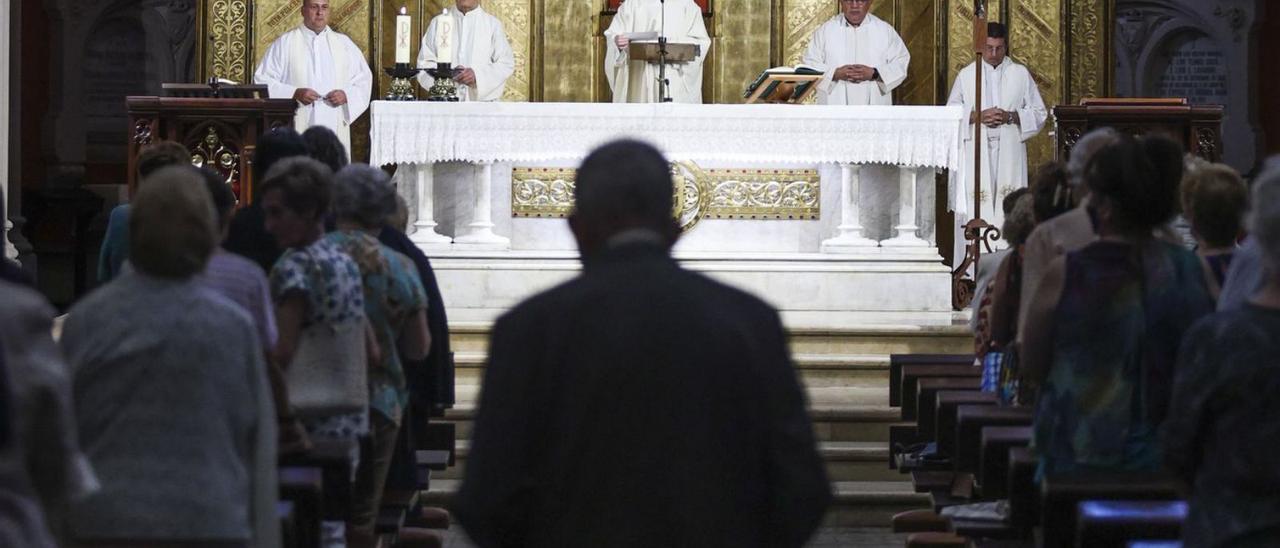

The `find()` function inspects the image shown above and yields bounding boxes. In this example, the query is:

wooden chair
[278,466,324,548]
[954,406,1034,474]
[976,426,1032,500]
[890,354,975,407]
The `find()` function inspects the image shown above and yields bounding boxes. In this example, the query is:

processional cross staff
[952,0,998,310]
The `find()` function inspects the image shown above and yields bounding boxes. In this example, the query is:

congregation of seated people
[3,124,1280,548]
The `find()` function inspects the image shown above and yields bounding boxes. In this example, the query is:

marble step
[443,397,905,445]
[447,322,972,359]
[452,352,897,387]
[420,479,928,529]
[437,440,902,483]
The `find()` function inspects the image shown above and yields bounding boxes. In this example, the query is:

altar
[371,101,967,323]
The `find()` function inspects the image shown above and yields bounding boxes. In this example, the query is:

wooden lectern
[1054,98,1224,162]
[126,84,297,204]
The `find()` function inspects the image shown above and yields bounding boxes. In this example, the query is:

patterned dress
[1033,240,1212,478]
[324,230,428,425]
[271,237,368,439]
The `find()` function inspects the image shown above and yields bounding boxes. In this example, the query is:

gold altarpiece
[194,0,1113,169]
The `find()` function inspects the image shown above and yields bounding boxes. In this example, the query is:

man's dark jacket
[454,242,831,548]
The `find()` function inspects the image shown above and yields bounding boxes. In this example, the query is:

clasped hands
[293,88,348,107]
[970,107,1017,128]
[834,64,877,84]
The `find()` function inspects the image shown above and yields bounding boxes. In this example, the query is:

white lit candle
[436,8,454,65]
[395,6,412,64]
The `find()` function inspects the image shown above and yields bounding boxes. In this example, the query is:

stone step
[452,352,896,387]
[420,479,928,529]
[448,322,972,359]
[443,399,905,445]
[437,440,903,483]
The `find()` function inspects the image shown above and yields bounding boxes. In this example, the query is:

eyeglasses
[839,0,871,4]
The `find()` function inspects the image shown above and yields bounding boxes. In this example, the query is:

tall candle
[436,8,454,65]
[395,6,412,64]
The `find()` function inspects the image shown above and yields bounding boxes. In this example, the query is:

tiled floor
[442,526,906,547]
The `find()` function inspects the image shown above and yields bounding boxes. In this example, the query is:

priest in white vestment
[603,0,712,104]
[253,0,372,156]
[416,0,516,102]
[801,0,910,106]
[946,22,1047,230]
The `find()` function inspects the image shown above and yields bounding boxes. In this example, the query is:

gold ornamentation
[704,169,819,219]
[511,167,576,217]
[190,126,243,200]
[781,0,834,66]
[1069,0,1111,103]
[671,162,707,232]
[1009,0,1061,171]
[485,0,533,101]
[511,164,819,228]
[134,119,154,146]
[208,0,249,83]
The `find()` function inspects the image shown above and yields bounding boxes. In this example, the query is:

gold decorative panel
[703,168,821,219]
[543,0,599,102]
[201,0,251,83]
[780,0,835,66]
[484,0,534,101]
[1009,0,1063,171]
[1068,0,1112,104]
[511,167,576,217]
[711,0,773,104]
[511,164,820,223]
[895,0,938,107]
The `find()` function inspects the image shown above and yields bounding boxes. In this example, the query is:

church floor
[441,525,908,547]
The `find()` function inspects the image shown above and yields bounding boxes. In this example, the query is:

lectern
[1054,98,1224,162]
[126,84,297,203]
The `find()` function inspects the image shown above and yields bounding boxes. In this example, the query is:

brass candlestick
[383,63,421,101]
[426,62,460,102]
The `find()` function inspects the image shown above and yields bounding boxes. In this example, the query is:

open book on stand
[744,65,823,104]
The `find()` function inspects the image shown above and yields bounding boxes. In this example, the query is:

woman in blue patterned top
[325,164,430,547]
[262,157,378,547]
[1021,135,1213,479]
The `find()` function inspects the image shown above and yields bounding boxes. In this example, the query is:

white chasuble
[946,58,1047,228]
[801,14,910,106]
[254,25,373,155]
[416,7,515,102]
[603,0,711,104]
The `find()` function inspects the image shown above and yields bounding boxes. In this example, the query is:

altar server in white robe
[604,0,712,104]
[802,0,910,106]
[254,0,372,156]
[416,0,515,102]
[946,22,1047,230]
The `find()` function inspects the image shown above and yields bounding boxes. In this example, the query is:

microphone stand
[658,0,672,103]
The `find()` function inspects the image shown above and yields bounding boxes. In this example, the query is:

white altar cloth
[370,102,967,172]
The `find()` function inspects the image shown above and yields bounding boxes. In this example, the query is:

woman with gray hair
[324,163,430,548]
[1164,161,1280,547]
[61,165,279,547]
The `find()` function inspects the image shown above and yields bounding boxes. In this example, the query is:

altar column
[453,161,510,250]
[882,166,933,250]
[403,163,452,246]
[821,163,878,253]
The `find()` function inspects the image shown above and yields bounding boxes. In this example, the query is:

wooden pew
[279,438,360,524]
[914,377,983,434]
[976,426,1032,500]
[277,501,299,548]
[934,391,998,459]
[1040,472,1182,548]
[890,354,975,407]
[1076,500,1187,548]
[954,406,1034,474]
[278,466,324,548]
[900,365,982,420]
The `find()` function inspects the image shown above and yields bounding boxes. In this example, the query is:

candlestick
[395,6,411,64]
[436,8,454,65]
